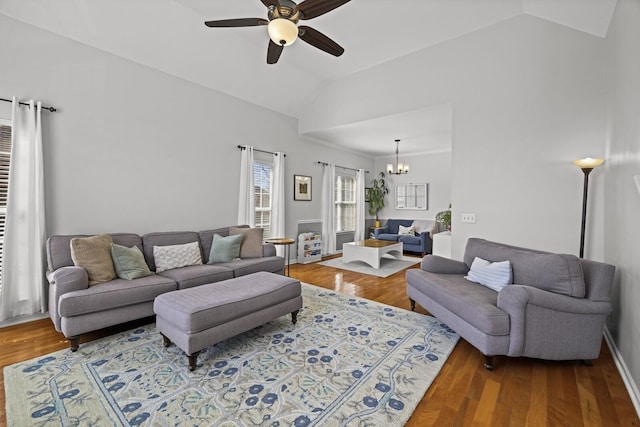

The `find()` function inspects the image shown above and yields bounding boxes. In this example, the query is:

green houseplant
[368,171,389,227]
[436,204,452,231]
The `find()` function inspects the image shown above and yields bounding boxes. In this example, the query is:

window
[253,160,272,239]
[0,120,11,292]
[335,174,356,232]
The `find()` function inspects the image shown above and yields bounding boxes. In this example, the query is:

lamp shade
[268,18,298,46]
[573,157,604,169]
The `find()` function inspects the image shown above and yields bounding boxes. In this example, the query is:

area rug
[318,255,421,278]
[4,283,458,426]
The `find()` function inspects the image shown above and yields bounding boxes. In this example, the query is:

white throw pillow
[465,257,512,292]
[153,241,203,273]
[411,220,433,234]
[398,224,415,235]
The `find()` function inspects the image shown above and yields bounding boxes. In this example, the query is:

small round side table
[265,238,295,276]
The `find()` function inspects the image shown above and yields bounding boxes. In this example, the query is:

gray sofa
[46,225,285,351]
[406,238,615,369]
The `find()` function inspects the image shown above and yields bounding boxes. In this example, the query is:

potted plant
[368,171,389,228]
[436,204,452,232]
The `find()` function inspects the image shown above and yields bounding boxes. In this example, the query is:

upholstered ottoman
[153,271,302,371]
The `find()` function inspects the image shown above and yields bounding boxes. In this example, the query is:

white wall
[0,14,373,243]
[374,151,452,222]
[605,0,640,406]
[301,15,606,260]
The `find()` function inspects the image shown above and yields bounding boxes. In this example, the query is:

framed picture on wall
[294,175,312,201]
[365,187,371,202]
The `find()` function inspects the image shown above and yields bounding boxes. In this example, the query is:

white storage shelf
[298,232,322,264]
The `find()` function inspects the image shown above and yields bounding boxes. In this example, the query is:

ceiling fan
[204,0,351,64]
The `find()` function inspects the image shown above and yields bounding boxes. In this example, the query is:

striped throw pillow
[465,257,512,292]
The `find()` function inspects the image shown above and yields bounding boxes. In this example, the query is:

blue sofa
[374,219,436,256]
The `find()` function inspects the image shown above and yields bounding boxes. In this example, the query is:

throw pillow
[70,234,116,286]
[411,220,433,234]
[230,227,264,258]
[111,243,152,280]
[465,257,512,292]
[208,234,243,263]
[153,241,203,273]
[398,224,415,235]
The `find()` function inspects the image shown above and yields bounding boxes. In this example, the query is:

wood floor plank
[1,256,638,426]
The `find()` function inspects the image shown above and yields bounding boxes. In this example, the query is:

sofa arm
[373,226,389,239]
[262,243,276,257]
[421,255,469,274]
[498,285,611,358]
[47,267,89,332]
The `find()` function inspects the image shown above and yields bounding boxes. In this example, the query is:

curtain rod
[237,145,286,157]
[0,97,57,112]
[316,161,369,174]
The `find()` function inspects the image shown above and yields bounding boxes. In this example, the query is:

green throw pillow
[208,234,243,263]
[111,243,152,280]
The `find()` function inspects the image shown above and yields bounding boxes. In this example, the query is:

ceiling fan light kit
[205,0,350,64]
[268,18,298,46]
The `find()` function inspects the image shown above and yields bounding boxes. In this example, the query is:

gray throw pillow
[111,243,152,280]
[208,234,244,263]
[230,227,264,258]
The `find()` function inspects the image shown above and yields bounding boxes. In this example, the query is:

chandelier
[386,139,409,175]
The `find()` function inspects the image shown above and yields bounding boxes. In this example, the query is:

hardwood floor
[1,255,638,426]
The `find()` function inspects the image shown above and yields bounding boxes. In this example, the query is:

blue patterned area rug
[4,283,459,426]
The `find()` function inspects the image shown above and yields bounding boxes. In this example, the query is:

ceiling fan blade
[295,0,351,20]
[205,18,268,28]
[261,0,280,8]
[267,40,284,64]
[298,26,344,57]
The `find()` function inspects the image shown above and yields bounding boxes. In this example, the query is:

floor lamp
[573,157,604,258]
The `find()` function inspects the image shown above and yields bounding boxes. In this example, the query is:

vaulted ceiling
[0,0,617,156]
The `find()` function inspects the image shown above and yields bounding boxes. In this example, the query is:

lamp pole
[573,158,604,259]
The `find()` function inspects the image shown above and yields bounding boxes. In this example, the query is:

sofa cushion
[463,238,585,298]
[208,234,243,263]
[377,234,399,242]
[216,256,285,278]
[153,241,203,273]
[386,219,414,234]
[142,231,201,271]
[111,243,153,280]
[70,235,116,286]
[230,227,264,258]
[466,257,512,292]
[406,269,510,336]
[157,264,234,290]
[59,274,177,317]
[398,235,420,245]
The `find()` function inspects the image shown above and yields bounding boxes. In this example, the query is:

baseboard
[0,311,49,328]
[604,327,640,418]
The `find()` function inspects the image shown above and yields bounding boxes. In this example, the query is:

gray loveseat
[46,225,285,351]
[406,238,615,369]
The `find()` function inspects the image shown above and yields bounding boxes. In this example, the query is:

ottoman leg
[188,351,200,372]
[291,310,299,324]
[161,333,171,347]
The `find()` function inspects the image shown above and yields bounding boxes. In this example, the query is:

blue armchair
[374,219,435,256]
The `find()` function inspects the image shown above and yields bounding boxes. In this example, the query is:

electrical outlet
[461,213,476,223]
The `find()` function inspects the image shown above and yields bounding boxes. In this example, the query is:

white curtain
[0,98,47,321]
[270,152,285,256]
[321,163,336,255]
[354,168,366,242]
[237,145,255,227]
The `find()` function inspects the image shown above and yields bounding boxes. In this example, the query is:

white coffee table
[343,240,403,269]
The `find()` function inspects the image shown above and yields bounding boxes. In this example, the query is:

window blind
[0,123,11,291]
[253,161,272,239]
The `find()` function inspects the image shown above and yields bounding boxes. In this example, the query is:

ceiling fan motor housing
[268,0,301,23]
